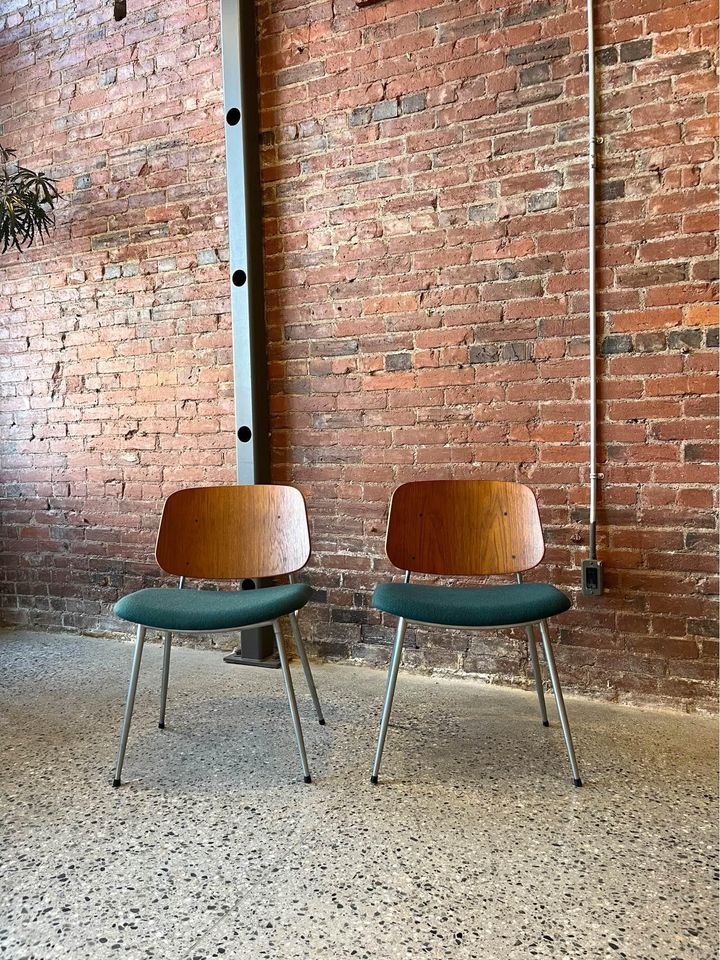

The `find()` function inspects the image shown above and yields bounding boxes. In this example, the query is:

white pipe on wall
[587,0,599,562]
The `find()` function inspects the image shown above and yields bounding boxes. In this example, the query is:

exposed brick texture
[0,0,717,710]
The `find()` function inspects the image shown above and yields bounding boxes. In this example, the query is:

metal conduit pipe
[582,0,604,596]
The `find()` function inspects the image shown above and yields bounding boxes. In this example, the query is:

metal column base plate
[223,623,279,668]
[223,650,280,669]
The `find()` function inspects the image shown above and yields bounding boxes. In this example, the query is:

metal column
[219,0,277,666]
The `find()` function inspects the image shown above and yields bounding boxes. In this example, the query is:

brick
[528,192,557,212]
[437,15,498,44]
[376,347,411,373]
[599,180,626,201]
[595,46,619,66]
[635,332,666,352]
[520,63,550,87]
[507,37,571,65]
[503,2,558,27]
[602,335,633,355]
[469,203,496,222]
[619,39,653,62]
[371,99,399,122]
[0,0,715,712]
[469,344,499,364]
[277,61,324,87]
[400,93,427,115]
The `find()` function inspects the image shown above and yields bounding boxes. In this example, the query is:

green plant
[0,144,61,254]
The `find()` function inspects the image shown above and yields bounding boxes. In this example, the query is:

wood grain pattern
[155,485,311,580]
[385,480,545,576]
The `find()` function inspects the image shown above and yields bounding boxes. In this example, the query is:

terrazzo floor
[0,630,717,960]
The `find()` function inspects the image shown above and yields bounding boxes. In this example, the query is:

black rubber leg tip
[303,775,312,784]
[573,777,583,788]
[370,774,378,785]
[158,722,165,730]
[542,720,550,727]
[112,778,121,788]
[318,718,326,726]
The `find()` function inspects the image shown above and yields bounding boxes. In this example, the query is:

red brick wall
[0,0,236,629]
[1,0,717,709]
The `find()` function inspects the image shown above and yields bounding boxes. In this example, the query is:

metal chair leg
[371,617,407,785]
[288,611,325,725]
[113,624,146,788]
[526,624,549,726]
[158,630,172,730]
[273,620,312,783]
[538,619,583,787]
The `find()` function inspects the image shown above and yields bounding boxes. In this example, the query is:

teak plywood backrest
[155,485,311,580]
[385,480,545,577]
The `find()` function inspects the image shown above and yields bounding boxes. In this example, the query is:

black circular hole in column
[232,269,247,287]
[226,107,241,125]
[237,426,252,443]
[241,578,256,591]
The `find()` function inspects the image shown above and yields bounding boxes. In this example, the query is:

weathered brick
[400,93,427,115]
[507,37,571,65]
[595,46,619,66]
[528,192,557,212]
[0,0,715,711]
[620,39,653,63]
[599,180,626,201]
[635,332,666,353]
[469,203,496,222]
[469,344,499,364]
[437,15,498,44]
[503,1,558,27]
[520,63,551,87]
[371,99,399,122]
[277,61,324,87]
[385,353,412,372]
[349,107,371,127]
[602,335,633,355]
[91,230,129,251]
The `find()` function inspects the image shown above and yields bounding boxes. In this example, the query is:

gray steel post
[220,0,276,666]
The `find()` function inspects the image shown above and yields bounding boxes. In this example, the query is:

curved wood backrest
[155,485,311,580]
[385,479,545,576]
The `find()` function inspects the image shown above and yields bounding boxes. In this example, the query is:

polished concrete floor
[0,630,717,960]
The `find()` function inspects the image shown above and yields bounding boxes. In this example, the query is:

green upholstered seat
[114,583,312,632]
[372,581,571,627]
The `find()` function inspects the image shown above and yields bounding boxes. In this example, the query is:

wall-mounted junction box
[582,559,604,596]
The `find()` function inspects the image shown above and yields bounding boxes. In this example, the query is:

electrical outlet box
[581,559,604,596]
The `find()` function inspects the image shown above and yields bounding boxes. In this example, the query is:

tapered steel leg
[526,624,549,726]
[288,611,325,725]
[158,631,172,729]
[273,620,312,783]
[371,617,407,785]
[539,619,582,787]
[113,624,146,788]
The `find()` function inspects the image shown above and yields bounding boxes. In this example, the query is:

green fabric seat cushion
[114,583,312,632]
[372,581,571,627]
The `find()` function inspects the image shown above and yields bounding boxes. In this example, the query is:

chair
[112,484,324,788]
[370,479,582,787]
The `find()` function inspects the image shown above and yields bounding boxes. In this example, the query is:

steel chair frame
[113,485,324,788]
[370,480,583,788]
